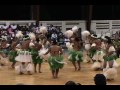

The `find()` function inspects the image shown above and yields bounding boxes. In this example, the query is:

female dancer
[68,37,83,71]
[103,37,118,80]
[30,40,43,73]
[8,38,18,68]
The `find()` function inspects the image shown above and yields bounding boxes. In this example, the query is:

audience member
[94,74,106,85]
[65,81,81,85]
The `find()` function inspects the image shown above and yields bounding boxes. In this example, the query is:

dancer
[91,39,105,71]
[15,35,33,75]
[103,37,118,80]
[8,38,18,68]
[29,39,43,73]
[0,38,9,58]
[0,37,10,66]
[68,37,83,71]
[113,39,120,58]
[44,40,64,79]
[89,34,98,61]
[81,31,91,63]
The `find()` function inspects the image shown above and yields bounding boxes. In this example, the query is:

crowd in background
[0,23,68,48]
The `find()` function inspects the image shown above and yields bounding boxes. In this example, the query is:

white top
[108,46,116,52]
[101,42,106,50]
[11,25,17,29]
[91,43,96,47]
[64,38,70,42]
[51,34,57,38]
[2,25,9,29]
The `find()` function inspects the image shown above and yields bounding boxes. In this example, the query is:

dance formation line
[0,26,119,80]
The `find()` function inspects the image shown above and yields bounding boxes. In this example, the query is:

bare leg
[28,71,32,75]
[34,63,37,73]
[109,60,114,68]
[72,61,77,71]
[11,62,16,68]
[20,62,25,75]
[77,61,81,71]
[103,61,107,68]
[52,70,55,78]
[55,69,59,78]
[86,51,90,63]
[38,63,42,73]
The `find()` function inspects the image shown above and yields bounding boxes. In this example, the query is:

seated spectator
[51,32,58,42]
[94,74,106,85]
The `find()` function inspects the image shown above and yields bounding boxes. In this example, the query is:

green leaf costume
[8,50,17,63]
[68,50,83,62]
[48,56,64,70]
[30,48,43,64]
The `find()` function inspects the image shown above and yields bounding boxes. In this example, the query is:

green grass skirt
[32,55,43,64]
[30,48,43,64]
[48,56,64,70]
[89,47,96,58]
[68,50,83,62]
[8,50,17,63]
[103,54,118,61]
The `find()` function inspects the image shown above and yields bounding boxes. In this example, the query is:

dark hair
[75,37,80,42]
[52,40,57,45]
[16,83,25,85]
[93,34,97,37]
[36,38,40,43]
[65,81,77,85]
[105,36,112,44]
[105,36,110,39]
[94,74,106,85]
[76,83,82,85]
[107,39,112,44]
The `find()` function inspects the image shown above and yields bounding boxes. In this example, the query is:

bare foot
[39,71,42,73]
[52,76,56,79]
[75,67,77,71]
[45,60,48,62]
[87,60,90,63]
[19,72,24,75]
[92,60,96,63]
[11,66,15,69]
[107,79,114,81]
[56,76,58,78]
[54,76,58,79]
[28,71,32,75]
[34,71,37,73]
[99,68,103,71]
[1,64,4,66]
[78,68,81,71]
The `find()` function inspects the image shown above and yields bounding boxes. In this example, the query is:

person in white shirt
[51,32,58,41]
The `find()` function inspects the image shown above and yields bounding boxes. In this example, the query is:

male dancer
[44,40,64,79]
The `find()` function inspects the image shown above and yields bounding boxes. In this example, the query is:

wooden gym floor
[0,53,120,85]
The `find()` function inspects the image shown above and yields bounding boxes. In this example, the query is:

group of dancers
[0,25,119,80]
[58,26,119,80]
[65,29,119,81]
